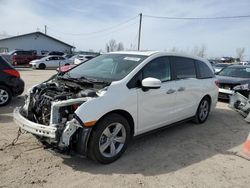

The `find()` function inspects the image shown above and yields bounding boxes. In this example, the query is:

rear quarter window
[196,60,214,79]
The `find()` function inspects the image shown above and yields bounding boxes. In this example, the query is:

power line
[143,14,250,20]
[48,15,139,36]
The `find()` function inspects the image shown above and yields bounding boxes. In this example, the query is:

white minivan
[14,51,218,164]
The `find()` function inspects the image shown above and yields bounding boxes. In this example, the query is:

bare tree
[170,47,178,53]
[192,45,206,58]
[105,39,124,52]
[117,42,124,51]
[106,39,117,52]
[236,48,245,61]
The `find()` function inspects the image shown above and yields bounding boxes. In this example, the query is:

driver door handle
[166,89,176,94]
[177,87,185,92]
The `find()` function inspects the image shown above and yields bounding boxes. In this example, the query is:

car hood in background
[216,75,250,84]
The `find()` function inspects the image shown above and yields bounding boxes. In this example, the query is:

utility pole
[138,13,142,51]
[45,25,47,35]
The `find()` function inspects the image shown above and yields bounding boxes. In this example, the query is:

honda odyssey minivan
[14,51,218,164]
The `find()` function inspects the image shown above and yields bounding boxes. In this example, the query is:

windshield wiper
[58,74,110,84]
[78,76,110,84]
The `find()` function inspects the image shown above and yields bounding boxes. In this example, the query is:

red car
[10,50,38,65]
[57,64,76,72]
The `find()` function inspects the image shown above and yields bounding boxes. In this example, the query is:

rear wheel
[195,96,210,124]
[0,86,12,106]
[38,63,46,69]
[87,113,130,164]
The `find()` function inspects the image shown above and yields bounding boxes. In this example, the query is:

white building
[0,32,74,54]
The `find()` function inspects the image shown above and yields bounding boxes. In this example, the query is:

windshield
[64,54,147,81]
[218,66,250,78]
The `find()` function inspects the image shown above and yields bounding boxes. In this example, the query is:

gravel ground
[1,69,250,188]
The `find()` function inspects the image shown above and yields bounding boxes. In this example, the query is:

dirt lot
[1,69,250,188]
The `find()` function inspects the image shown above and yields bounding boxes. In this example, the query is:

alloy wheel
[0,89,9,105]
[99,122,126,158]
[199,100,209,121]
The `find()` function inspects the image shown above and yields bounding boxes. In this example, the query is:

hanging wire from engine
[0,128,26,151]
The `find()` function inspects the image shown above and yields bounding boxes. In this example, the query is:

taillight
[3,69,20,78]
[215,80,220,87]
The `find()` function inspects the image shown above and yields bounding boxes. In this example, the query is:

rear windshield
[218,67,250,78]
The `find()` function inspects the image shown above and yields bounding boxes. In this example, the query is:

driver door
[137,56,177,134]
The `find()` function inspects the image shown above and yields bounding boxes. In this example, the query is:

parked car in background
[57,54,98,72]
[63,54,75,59]
[239,61,249,66]
[57,64,76,73]
[0,56,24,106]
[213,63,231,73]
[216,65,250,99]
[29,55,71,69]
[45,51,65,56]
[6,50,37,65]
[14,51,218,164]
[74,55,96,64]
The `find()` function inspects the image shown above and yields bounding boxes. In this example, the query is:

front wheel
[38,63,46,69]
[87,113,130,164]
[195,97,210,124]
[0,86,12,106]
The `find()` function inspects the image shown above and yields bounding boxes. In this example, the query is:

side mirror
[142,77,161,91]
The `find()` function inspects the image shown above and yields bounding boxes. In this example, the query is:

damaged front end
[14,75,109,154]
[229,84,250,122]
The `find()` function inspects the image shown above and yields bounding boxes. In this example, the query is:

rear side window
[196,60,214,79]
[171,57,196,79]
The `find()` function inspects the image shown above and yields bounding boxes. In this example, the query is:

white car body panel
[74,52,218,136]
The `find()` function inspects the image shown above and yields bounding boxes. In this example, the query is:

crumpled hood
[216,75,250,85]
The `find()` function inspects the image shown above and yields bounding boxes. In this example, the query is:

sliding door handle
[166,89,176,94]
[177,87,185,92]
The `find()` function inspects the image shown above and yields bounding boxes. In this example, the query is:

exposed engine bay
[22,81,97,125]
[16,75,110,153]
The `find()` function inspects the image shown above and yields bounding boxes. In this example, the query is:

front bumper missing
[13,107,92,154]
[13,107,57,139]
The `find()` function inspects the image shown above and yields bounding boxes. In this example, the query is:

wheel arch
[93,109,135,137]
[0,82,13,96]
[202,94,212,109]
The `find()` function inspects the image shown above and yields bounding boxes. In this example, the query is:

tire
[38,63,46,70]
[194,96,211,124]
[87,113,131,164]
[0,86,12,106]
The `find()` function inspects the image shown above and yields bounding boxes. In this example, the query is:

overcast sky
[0,0,250,59]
